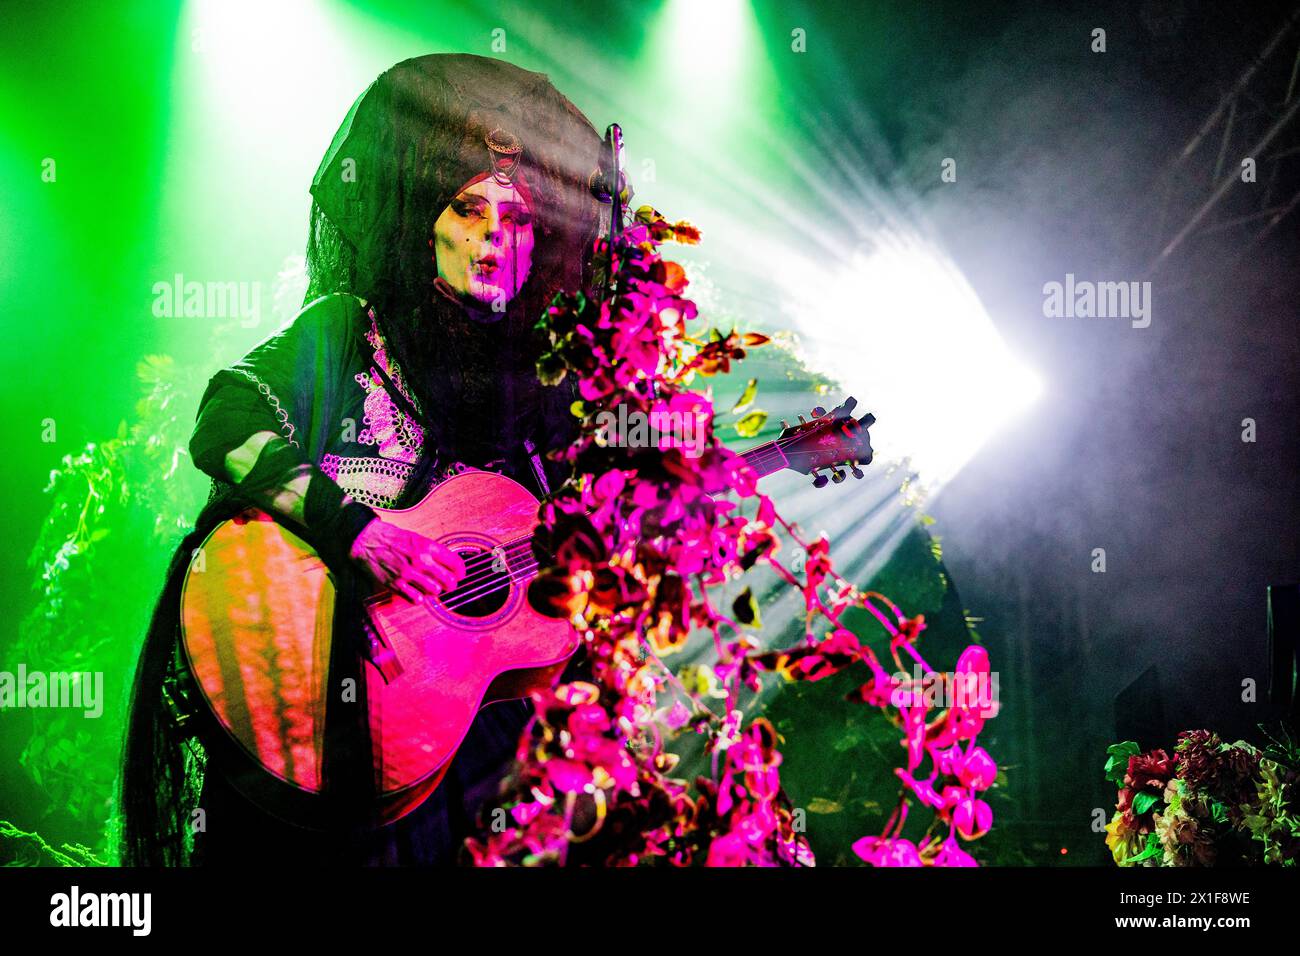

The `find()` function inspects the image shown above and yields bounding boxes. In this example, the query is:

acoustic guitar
[179,397,875,827]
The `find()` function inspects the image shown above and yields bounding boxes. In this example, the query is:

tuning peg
[831,467,846,483]
[851,463,864,479]
[780,419,789,431]
[798,414,808,425]
[811,405,826,417]
[811,469,829,489]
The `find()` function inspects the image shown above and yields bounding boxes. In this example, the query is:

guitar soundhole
[437,548,511,618]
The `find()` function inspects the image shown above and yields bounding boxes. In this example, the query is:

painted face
[432,176,535,310]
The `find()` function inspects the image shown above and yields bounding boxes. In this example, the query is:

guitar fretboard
[739,440,789,479]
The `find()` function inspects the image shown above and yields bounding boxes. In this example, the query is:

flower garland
[466,207,999,866]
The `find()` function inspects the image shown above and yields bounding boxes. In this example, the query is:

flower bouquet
[1103,727,1300,866]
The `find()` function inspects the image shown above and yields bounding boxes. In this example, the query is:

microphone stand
[606,123,625,246]
[592,123,654,399]
[591,122,627,295]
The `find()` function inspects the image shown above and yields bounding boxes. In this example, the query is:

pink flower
[706,832,751,867]
[546,759,592,794]
[958,746,998,791]
[852,836,923,867]
[932,837,978,867]
[510,801,545,826]
[954,796,993,840]
[660,700,691,730]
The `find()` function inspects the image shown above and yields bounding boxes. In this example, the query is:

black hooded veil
[119,54,603,866]
[305,53,602,469]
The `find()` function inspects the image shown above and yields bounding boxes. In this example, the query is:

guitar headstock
[776,396,876,488]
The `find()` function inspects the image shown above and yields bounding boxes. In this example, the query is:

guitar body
[179,470,578,829]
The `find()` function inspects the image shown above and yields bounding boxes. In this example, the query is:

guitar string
[435,438,796,583]
[434,442,800,598]
[420,434,835,606]
[436,442,780,590]
[409,428,859,610]
[437,560,542,612]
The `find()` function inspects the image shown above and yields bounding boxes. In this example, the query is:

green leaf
[1103,741,1141,784]
[1129,832,1163,863]
[1132,791,1160,816]
[734,410,768,439]
[731,378,758,416]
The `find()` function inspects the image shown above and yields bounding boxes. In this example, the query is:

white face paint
[433,176,535,310]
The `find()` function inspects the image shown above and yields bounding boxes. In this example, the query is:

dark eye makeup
[451,197,483,217]
[449,195,532,225]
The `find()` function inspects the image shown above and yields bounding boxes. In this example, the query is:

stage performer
[120,53,604,865]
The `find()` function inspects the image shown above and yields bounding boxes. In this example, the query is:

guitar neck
[739,439,789,479]
[522,440,788,548]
